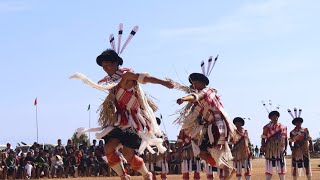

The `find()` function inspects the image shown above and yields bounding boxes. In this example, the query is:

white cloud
[0,1,29,13]
[158,0,303,42]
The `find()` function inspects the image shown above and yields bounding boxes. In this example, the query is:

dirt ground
[48,158,320,179]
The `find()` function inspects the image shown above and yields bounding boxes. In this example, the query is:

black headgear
[233,117,245,126]
[292,117,303,125]
[96,49,123,66]
[156,117,161,125]
[268,111,280,119]
[189,73,209,85]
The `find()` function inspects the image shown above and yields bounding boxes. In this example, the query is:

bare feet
[143,172,153,180]
[224,167,236,180]
[120,174,131,180]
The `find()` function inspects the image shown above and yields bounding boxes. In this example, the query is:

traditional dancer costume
[175,56,238,180]
[155,118,169,180]
[177,129,201,180]
[231,117,252,180]
[261,103,287,180]
[288,108,313,180]
[144,117,169,180]
[71,24,170,180]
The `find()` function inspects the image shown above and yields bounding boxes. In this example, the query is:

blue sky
[1,0,319,149]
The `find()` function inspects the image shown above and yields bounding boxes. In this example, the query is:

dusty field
[47,158,320,179]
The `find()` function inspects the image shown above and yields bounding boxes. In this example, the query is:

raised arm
[119,72,174,89]
[176,95,197,105]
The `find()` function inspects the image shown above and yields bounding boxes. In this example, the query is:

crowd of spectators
[0,139,111,179]
[0,139,181,179]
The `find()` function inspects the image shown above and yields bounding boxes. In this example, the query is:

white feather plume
[287,109,295,119]
[294,108,298,118]
[298,109,302,117]
[201,61,206,75]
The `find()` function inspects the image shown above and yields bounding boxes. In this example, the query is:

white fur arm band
[137,73,149,84]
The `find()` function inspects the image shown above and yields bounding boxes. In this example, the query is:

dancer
[288,108,313,180]
[261,109,287,180]
[177,129,201,180]
[231,117,252,180]
[175,56,238,180]
[71,23,174,180]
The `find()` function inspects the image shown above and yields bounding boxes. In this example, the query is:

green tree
[71,131,90,147]
[313,135,320,153]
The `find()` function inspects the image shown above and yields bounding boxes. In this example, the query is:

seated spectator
[16,148,23,157]
[78,153,88,177]
[0,152,8,179]
[17,152,26,179]
[30,142,39,151]
[24,151,36,179]
[50,152,64,178]
[86,151,100,176]
[35,151,49,178]
[5,151,17,179]
[65,149,78,178]
[96,140,109,176]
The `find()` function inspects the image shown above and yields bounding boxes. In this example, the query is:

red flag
[34,98,37,106]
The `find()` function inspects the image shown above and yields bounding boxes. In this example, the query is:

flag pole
[36,104,38,143]
[88,104,91,143]
[35,98,39,143]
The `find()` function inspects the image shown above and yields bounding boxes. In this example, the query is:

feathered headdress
[288,108,303,125]
[189,55,219,85]
[109,23,139,55]
[261,100,280,114]
[70,23,139,90]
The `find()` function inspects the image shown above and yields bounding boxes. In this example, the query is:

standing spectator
[89,139,97,154]
[79,140,88,156]
[5,143,13,154]
[259,147,264,158]
[254,146,259,158]
[54,139,67,155]
[65,139,75,156]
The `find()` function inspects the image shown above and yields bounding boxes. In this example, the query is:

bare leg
[123,146,151,180]
[266,173,272,180]
[105,138,128,178]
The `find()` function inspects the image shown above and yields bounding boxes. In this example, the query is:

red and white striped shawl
[98,68,148,131]
[192,87,230,145]
[262,122,287,140]
[97,68,133,84]
[177,130,191,146]
[290,127,311,143]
